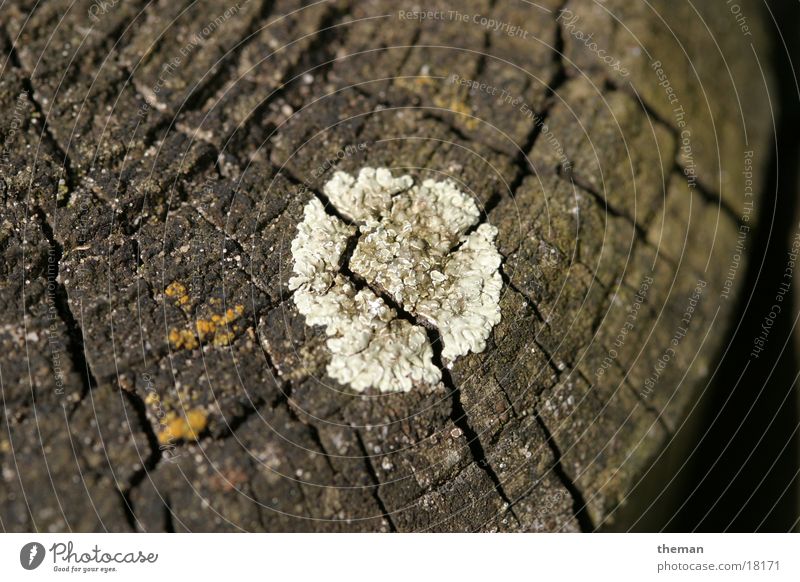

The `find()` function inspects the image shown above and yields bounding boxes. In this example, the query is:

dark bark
[0,0,773,531]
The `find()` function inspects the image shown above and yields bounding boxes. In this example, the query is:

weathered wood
[0,0,773,531]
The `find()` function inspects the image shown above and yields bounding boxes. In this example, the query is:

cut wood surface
[0,0,774,531]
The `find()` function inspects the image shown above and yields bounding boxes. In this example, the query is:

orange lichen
[433,92,478,129]
[168,328,199,350]
[157,409,208,444]
[165,281,191,307]
[393,78,476,127]
[195,305,244,345]
[395,76,436,92]
[211,330,236,346]
[195,319,215,340]
[168,304,245,350]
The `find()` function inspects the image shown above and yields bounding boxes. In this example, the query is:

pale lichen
[289,167,503,392]
[322,166,413,222]
[414,223,502,360]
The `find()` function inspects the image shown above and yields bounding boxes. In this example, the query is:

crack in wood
[533,409,595,532]
[354,430,398,532]
[32,207,98,416]
[118,387,163,532]
[309,196,523,523]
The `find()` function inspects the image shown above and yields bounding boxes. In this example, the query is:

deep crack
[674,162,740,222]
[180,0,280,114]
[559,170,648,240]
[430,323,521,524]
[256,326,340,477]
[336,231,430,333]
[162,494,176,533]
[354,430,398,532]
[33,207,98,415]
[118,388,162,532]
[608,79,739,224]
[218,0,355,158]
[533,409,595,532]
[503,7,570,200]
[2,30,78,206]
[322,193,519,522]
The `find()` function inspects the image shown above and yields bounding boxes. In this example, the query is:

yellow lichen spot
[212,331,235,347]
[165,281,191,307]
[169,305,244,350]
[168,328,199,350]
[195,319,216,341]
[157,409,208,444]
[395,76,436,92]
[144,392,160,406]
[220,305,245,325]
[164,281,190,307]
[432,92,478,130]
[165,281,186,298]
[448,98,478,129]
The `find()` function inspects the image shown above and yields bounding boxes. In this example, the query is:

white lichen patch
[350,177,482,305]
[323,166,413,222]
[289,167,503,392]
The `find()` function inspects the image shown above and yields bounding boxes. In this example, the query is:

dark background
[613,0,800,532]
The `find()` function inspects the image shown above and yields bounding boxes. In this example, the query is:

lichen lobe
[289,167,503,392]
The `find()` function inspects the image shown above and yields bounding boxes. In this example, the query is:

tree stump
[0,0,774,532]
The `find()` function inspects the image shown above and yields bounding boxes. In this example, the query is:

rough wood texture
[0,0,773,531]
